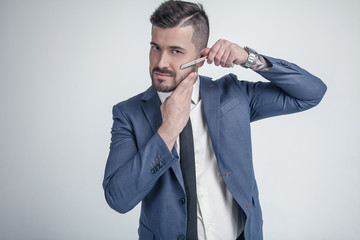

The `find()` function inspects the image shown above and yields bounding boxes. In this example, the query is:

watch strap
[242,46,258,68]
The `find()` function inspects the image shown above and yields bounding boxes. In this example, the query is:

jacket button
[178,235,185,240]
[179,198,185,205]
[159,160,166,167]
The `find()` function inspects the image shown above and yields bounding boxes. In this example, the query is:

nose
[157,52,170,69]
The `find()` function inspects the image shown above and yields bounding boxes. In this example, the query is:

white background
[0,0,359,239]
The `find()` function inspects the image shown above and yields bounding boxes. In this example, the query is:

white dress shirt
[158,78,241,240]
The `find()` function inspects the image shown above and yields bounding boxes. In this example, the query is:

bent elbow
[298,82,327,111]
[103,185,133,214]
[313,77,327,105]
[296,94,326,112]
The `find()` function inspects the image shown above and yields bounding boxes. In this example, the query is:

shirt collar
[157,76,200,104]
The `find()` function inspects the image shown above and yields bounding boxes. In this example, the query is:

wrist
[241,46,258,69]
[250,54,272,71]
[158,126,177,151]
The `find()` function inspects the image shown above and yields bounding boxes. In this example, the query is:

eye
[172,49,182,54]
[151,45,160,51]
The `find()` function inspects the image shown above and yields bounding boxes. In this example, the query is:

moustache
[152,67,175,77]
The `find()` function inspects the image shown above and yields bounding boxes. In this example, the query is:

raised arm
[203,39,326,121]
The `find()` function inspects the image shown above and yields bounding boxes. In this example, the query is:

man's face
[150,25,199,92]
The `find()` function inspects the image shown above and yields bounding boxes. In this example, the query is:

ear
[196,48,210,68]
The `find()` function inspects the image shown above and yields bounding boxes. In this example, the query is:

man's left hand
[202,39,248,68]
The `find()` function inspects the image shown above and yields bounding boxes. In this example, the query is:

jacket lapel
[140,86,185,191]
[200,76,220,159]
[140,87,162,133]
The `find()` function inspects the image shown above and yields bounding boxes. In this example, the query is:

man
[103,1,327,239]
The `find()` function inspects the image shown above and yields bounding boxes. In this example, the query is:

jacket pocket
[220,97,240,117]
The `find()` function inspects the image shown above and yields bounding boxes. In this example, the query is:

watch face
[250,48,258,67]
[242,47,258,68]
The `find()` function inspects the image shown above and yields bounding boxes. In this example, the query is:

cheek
[149,52,156,65]
[177,67,195,82]
[149,50,161,64]
[172,56,184,66]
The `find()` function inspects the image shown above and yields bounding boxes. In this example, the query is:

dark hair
[150,0,209,51]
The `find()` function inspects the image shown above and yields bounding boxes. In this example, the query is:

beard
[151,66,196,92]
[151,67,176,92]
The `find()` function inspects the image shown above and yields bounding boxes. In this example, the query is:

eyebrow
[150,41,187,52]
[150,41,158,46]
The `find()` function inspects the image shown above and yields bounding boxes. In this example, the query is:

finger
[179,73,197,98]
[209,39,235,66]
[184,83,194,98]
[182,71,197,87]
[187,71,198,85]
[173,72,197,95]
[220,48,232,68]
[183,84,194,108]
[207,39,222,64]
[201,47,210,57]
[213,41,230,66]
[214,47,227,66]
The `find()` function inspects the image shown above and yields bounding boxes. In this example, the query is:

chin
[152,77,177,92]
[153,84,176,93]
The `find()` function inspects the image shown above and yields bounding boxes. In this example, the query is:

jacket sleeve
[102,104,178,213]
[234,56,327,122]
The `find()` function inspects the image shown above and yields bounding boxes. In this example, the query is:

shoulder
[201,73,256,88]
[200,74,258,96]
[113,86,155,113]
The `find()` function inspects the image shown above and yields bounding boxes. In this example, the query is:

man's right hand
[157,72,198,151]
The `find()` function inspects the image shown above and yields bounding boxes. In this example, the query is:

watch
[242,46,258,68]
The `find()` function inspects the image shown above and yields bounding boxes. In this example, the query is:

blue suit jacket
[103,56,326,240]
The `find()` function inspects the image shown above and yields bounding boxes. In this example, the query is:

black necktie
[180,119,198,240]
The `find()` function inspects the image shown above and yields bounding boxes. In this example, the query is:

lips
[152,67,175,78]
[155,72,172,78]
